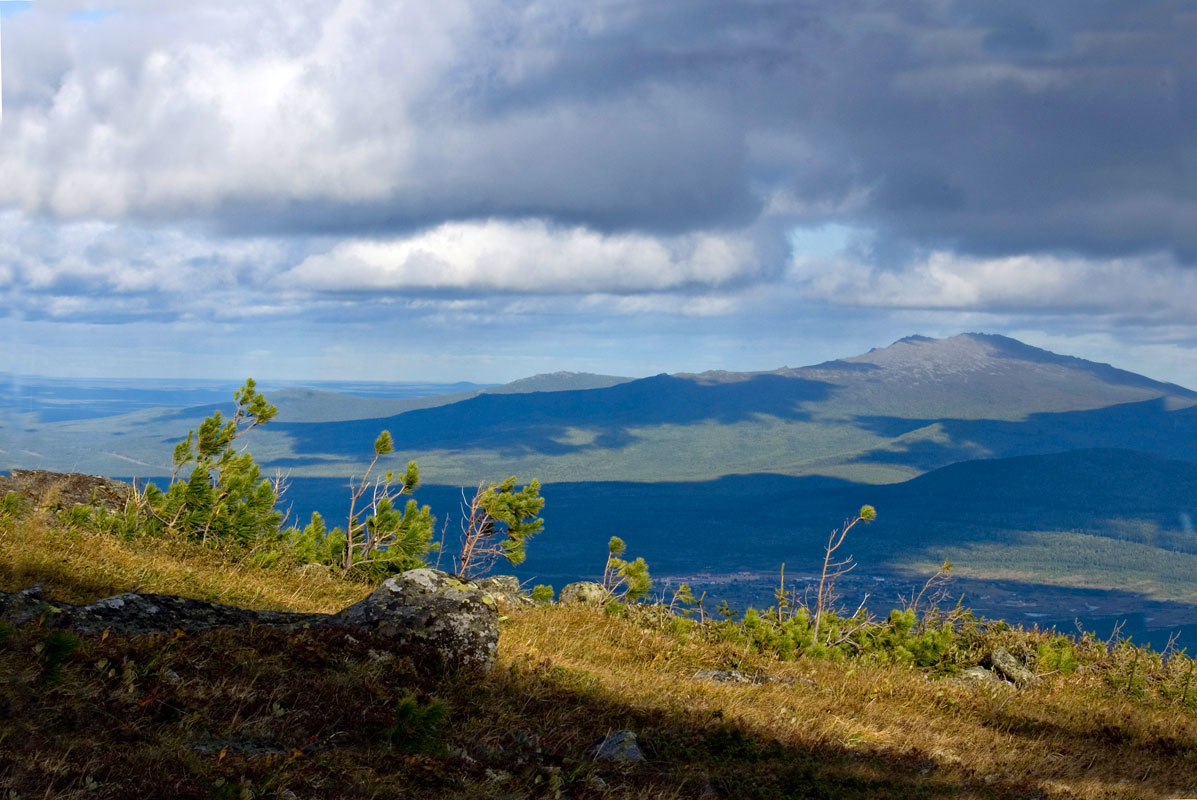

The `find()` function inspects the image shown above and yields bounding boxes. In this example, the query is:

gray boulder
[559,581,608,605]
[334,568,498,669]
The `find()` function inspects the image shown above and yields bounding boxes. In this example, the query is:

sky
[0,0,1194,385]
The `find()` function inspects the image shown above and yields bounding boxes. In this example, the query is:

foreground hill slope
[2,492,1196,799]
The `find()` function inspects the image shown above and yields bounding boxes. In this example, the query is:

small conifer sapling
[601,536,652,602]
[812,504,875,644]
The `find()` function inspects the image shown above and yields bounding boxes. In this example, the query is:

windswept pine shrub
[601,536,652,601]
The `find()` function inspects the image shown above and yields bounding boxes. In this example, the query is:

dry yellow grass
[2,501,1196,798]
[497,604,1197,799]
[0,507,369,612]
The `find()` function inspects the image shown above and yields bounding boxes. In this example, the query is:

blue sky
[0,1,1194,385]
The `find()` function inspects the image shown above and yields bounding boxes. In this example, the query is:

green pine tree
[145,379,281,547]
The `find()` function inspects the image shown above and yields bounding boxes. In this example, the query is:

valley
[3,333,1196,648]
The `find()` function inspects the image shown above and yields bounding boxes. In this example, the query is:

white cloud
[0,0,460,217]
[790,248,1197,321]
[0,210,292,319]
[286,219,761,293]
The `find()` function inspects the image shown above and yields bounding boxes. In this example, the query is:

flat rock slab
[693,669,800,686]
[1,584,326,637]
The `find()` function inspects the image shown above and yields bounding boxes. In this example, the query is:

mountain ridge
[4,332,1196,485]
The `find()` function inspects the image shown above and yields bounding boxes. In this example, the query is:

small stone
[447,746,476,764]
[593,729,645,762]
[473,575,531,606]
[958,666,998,682]
[484,768,511,783]
[694,669,753,684]
[559,581,608,605]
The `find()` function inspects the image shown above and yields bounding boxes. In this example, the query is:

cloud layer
[4,1,1192,253]
[0,0,1194,382]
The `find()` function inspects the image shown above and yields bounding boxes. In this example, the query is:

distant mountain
[9,337,1197,630]
[259,333,1197,482]
[481,372,633,394]
[5,333,1196,484]
[147,374,635,424]
[795,333,1197,420]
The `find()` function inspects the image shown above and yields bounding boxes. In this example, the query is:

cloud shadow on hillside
[849,399,1197,473]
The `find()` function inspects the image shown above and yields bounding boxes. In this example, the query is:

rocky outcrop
[559,581,608,605]
[0,584,324,636]
[0,469,131,511]
[2,568,499,670]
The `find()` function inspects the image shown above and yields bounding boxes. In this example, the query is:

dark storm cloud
[1,0,1189,262]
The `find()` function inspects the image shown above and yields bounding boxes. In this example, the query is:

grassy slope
[2,507,1197,798]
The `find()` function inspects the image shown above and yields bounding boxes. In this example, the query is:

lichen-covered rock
[559,581,608,605]
[957,666,1001,683]
[473,575,531,606]
[987,647,1035,687]
[0,469,131,511]
[0,585,52,622]
[334,568,498,670]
